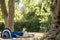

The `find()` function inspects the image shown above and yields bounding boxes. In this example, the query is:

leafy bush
[0,19,51,32]
[14,20,40,32]
[0,22,4,31]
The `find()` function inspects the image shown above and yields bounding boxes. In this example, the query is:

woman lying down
[11,28,34,38]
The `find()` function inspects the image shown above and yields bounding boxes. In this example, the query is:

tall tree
[43,0,60,40]
[0,0,15,31]
[8,0,15,31]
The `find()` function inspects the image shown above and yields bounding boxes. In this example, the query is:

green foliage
[14,18,40,32]
[0,22,4,31]
[0,8,3,21]
[0,0,51,32]
[0,21,40,32]
[14,0,51,32]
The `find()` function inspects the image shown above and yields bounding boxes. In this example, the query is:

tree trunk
[43,0,60,40]
[0,0,8,28]
[0,0,15,31]
[8,0,15,31]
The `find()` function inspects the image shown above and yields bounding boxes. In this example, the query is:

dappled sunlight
[0,0,51,40]
[35,0,40,3]
[18,2,24,8]
[0,32,45,40]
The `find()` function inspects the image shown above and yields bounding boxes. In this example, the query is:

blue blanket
[11,32,23,38]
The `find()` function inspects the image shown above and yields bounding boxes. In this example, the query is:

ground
[0,32,45,40]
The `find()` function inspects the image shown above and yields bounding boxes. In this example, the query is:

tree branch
[0,0,8,17]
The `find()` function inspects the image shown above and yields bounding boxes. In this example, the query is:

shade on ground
[0,32,45,40]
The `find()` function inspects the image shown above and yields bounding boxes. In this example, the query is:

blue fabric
[11,32,23,38]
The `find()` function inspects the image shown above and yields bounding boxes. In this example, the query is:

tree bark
[43,0,60,40]
[0,0,15,31]
[8,0,15,31]
[0,0,8,28]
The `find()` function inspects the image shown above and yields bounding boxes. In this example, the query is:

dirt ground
[0,32,45,40]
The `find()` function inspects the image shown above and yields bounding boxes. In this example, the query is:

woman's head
[22,27,26,32]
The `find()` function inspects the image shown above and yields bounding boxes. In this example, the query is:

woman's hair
[22,24,26,28]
